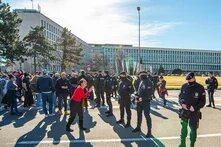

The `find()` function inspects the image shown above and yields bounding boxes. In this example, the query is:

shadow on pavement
[67,109,94,147]
[47,115,67,145]
[98,107,166,147]
[0,108,37,128]
[13,108,38,128]
[150,108,168,119]
[151,98,179,115]
[14,117,56,147]
[214,106,221,111]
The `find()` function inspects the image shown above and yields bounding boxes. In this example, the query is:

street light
[137,6,142,71]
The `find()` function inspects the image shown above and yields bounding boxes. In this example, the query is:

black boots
[124,122,131,128]
[146,130,152,138]
[66,119,73,132]
[79,120,87,131]
[66,127,73,132]
[116,119,125,125]
[132,127,141,133]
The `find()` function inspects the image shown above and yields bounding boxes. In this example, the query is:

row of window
[103,47,221,57]
[45,64,61,72]
[101,47,221,65]
[41,20,62,35]
[41,20,62,42]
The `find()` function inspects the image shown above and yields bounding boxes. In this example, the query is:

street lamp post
[137,6,141,71]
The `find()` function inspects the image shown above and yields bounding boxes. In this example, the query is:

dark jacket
[37,75,54,93]
[104,75,112,93]
[134,77,141,92]
[137,77,154,101]
[55,78,71,95]
[98,74,105,91]
[93,75,99,92]
[7,80,17,91]
[205,76,218,91]
[118,77,134,99]
[179,82,206,112]
[52,76,59,89]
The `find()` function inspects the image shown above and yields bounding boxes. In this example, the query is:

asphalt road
[1,90,221,147]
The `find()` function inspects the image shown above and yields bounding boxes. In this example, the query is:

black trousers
[208,90,215,106]
[137,102,152,131]
[119,99,131,122]
[106,91,113,113]
[66,100,84,129]
[24,89,33,107]
[58,93,68,111]
[97,89,105,106]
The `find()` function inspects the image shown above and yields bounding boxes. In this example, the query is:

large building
[14,9,92,72]
[90,44,221,74]
[13,9,221,74]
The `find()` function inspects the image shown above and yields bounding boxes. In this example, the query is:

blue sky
[3,0,221,50]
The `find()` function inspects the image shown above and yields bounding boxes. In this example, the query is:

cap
[186,72,195,80]
[119,71,126,75]
[139,71,148,76]
[24,72,29,77]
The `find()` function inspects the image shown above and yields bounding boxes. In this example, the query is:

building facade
[14,9,92,73]
[90,44,221,74]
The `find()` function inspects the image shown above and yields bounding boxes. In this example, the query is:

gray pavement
[0,90,221,147]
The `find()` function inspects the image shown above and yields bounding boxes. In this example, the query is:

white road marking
[15,133,221,145]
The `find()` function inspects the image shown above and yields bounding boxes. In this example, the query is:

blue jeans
[36,93,42,108]
[41,92,53,115]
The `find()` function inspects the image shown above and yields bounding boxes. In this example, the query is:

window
[41,20,44,27]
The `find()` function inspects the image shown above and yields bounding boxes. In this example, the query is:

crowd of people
[0,69,219,147]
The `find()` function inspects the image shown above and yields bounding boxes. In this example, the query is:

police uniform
[178,72,206,147]
[104,71,113,116]
[132,71,154,137]
[96,72,105,107]
[116,72,134,127]
[93,73,99,103]
[205,72,218,108]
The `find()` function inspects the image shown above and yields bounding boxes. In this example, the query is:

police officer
[132,71,153,137]
[116,72,134,128]
[178,72,206,147]
[104,71,113,117]
[111,74,118,98]
[205,72,218,108]
[95,71,105,107]
[134,73,141,92]
[93,72,99,103]
[152,72,159,98]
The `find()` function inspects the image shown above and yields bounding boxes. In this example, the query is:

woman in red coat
[66,79,93,132]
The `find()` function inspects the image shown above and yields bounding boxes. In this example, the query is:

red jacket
[71,86,90,102]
